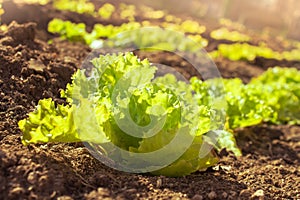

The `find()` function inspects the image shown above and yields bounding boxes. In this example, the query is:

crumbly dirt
[0,1,299,200]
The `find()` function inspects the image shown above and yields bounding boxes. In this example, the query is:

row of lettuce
[53,0,251,42]
[48,18,208,51]
[19,52,300,177]
[46,17,250,48]
[48,17,300,62]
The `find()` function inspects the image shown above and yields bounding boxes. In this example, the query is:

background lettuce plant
[210,27,250,42]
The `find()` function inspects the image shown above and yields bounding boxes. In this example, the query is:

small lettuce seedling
[210,27,250,42]
[53,0,95,15]
[98,3,115,19]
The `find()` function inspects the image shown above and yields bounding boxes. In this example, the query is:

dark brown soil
[0,1,299,200]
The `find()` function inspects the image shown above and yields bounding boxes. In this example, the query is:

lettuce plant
[19,52,235,177]
[210,27,250,42]
[140,5,165,19]
[48,19,88,43]
[218,67,300,128]
[98,3,115,19]
[53,0,95,15]
[119,3,136,21]
[249,67,300,124]
[162,20,206,35]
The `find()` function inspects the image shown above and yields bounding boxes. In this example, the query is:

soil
[0,1,299,200]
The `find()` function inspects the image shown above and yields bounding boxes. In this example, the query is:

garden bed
[0,1,299,199]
